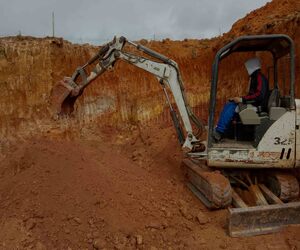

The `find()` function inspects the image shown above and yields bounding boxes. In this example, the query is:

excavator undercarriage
[50,35,300,237]
[182,158,300,237]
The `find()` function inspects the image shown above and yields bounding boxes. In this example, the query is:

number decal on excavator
[274,137,292,145]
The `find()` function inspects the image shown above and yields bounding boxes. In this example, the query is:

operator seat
[238,104,261,125]
[238,87,286,125]
[268,88,286,120]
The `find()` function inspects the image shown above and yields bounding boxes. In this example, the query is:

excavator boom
[50,36,204,151]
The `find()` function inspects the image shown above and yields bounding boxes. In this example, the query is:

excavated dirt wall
[0,0,300,144]
[0,37,213,143]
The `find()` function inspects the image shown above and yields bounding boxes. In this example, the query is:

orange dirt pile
[1,0,300,249]
[1,124,300,249]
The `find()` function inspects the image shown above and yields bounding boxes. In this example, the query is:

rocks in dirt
[65,215,82,226]
[93,238,106,249]
[136,234,143,245]
[179,206,193,220]
[178,200,210,225]
[178,199,193,220]
[196,211,209,225]
[87,233,92,239]
[161,206,171,218]
[25,219,36,230]
[111,233,128,249]
[198,238,206,245]
[131,149,142,161]
[146,221,162,230]
[165,210,171,218]
[219,242,228,249]
[128,236,136,247]
[88,218,95,226]
[93,200,108,209]
[36,241,47,250]
[73,217,81,224]
[286,238,298,250]
[87,231,101,245]
[66,214,74,220]
[92,231,100,238]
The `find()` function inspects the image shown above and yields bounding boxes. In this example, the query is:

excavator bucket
[50,77,79,116]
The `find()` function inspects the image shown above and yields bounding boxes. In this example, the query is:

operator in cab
[213,57,269,142]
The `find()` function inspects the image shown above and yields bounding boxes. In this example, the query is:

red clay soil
[1,0,300,249]
[0,124,299,250]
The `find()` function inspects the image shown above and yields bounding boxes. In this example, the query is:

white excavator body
[208,108,296,168]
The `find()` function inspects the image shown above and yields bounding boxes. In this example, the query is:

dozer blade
[50,78,80,116]
[228,202,300,237]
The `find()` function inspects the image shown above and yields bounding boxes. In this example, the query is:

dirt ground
[0,123,299,250]
[1,0,300,248]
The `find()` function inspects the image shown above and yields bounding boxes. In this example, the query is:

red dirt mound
[1,125,300,249]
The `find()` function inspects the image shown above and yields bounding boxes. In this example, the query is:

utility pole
[52,11,55,37]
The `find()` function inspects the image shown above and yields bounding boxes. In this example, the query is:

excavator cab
[206,35,297,168]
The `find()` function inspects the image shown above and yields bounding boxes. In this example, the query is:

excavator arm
[50,36,204,151]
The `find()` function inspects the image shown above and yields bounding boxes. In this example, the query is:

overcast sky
[0,0,270,44]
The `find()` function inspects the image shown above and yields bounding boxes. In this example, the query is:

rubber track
[275,173,299,201]
[267,173,299,202]
[183,159,232,209]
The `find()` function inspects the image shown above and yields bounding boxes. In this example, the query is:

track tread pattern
[182,159,232,209]
[267,173,299,202]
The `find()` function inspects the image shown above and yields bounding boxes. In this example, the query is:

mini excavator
[50,35,300,237]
